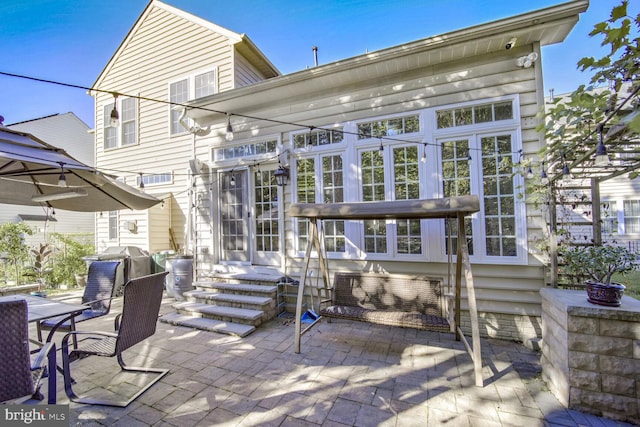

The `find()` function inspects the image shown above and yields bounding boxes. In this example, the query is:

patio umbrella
[0,127,161,212]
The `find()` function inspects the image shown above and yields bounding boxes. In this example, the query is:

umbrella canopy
[0,128,161,212]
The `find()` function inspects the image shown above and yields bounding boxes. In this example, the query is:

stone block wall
[541,288,640,424]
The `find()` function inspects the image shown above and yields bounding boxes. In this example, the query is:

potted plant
[24,243,52,297]
[561,244,638,306]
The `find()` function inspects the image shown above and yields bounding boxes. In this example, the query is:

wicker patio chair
[37,260,120,347]
[0,299,56,404]
[61,271,169,407]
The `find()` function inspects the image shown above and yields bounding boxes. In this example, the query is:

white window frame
[432,96,527,265]
[103,96,138,150]
[168,67,219,137]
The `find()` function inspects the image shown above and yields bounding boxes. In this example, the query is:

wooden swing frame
[289,195,484,387]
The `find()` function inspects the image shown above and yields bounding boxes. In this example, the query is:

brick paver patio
[34,293,636,426]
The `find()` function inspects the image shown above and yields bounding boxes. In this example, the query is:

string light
[526,166,534,179]
[225,113,234,141]
[421,143,427,163]
[562,163,570,180]
[109,93,119,127]
[139,173,145,189]
[595,124,609,166]
[57,162,67,187]
[541,162,549,185]
[378,138,384,152]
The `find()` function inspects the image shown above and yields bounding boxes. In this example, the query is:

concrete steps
[160,271,284,338]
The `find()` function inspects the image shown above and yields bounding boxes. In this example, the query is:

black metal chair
[61,271,169,407]
[37,260,120,348]
[0,300,56,404]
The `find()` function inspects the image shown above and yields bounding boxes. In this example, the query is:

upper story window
[103,97,137,150]
[436,101,513,129]
[170,68,218,135]
[357,114,419,139]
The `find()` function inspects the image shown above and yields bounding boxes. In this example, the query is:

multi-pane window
[103,98,136,149]
[601,201,618,235]
[108,211,118,240]
[194,71,217,99]
[295,158,316,251]
[254,170,279,252]
[103,104,117,149]
[624,200,640,233]
[358,146,422,256]
[361,150,386,253]
[169,69,218,136]
[170,79,188,135]
[441,140,473,255]
[436,101,513,129]
[393,146,421,254]
[481,135,516,256]
[294,155,345,253]
[214,139,278,161]
[293,128,343,149]
[121,98,137,146]
[138,173,172,187]
[322,155,345,252]
[357,114,419,139]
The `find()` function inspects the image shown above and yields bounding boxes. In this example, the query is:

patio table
[0,294,86,344]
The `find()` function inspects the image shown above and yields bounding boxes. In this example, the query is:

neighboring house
[4,113,95,246]
[91,0,589,342]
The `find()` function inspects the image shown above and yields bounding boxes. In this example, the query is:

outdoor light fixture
[32,188,88,203]
[139,173,145,189]
[595,124,609,166]
[421,143,427,163]
[57,162,67,187]
[526,166,534,179]
[274,165,290,187]
[378,139,384,152]
[516,52,539,68]
[541,162,549,185]
[562,163,570,180]
[225,113,234,141]
[109,94,119,127]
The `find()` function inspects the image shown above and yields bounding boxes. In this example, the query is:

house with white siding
[91,0,589,342]
[5,113,95,246]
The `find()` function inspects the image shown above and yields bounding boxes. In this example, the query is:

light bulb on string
[421,143,427,163]
[225,113,234,141]
[57,162,67,187]
[526,166,534,179]
[595,124,609,166]
[541,162,549,185]
[109,94,119,127]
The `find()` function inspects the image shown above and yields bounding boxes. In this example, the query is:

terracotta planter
[585,280,626,307]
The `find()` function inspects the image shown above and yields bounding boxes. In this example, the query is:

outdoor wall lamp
[274,165,290,187]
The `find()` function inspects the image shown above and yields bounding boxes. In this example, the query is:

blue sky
[0,0,631,128]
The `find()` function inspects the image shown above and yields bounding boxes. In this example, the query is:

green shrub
[48,233,95,287]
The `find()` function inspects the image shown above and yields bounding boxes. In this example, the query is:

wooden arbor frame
[289,195,484,387]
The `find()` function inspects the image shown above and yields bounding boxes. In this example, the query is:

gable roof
[92,0,279,91]
[186,0,589,124]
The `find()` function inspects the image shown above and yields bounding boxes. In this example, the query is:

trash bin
[151,250,176,274]
[165,255,194,301]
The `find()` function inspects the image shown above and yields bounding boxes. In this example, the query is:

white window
[294,154,346,254]
[169,69,218,136]
[108,211,118,240]
[103,97,137,149]
[137,173,173,188]
[624,200,640,234]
